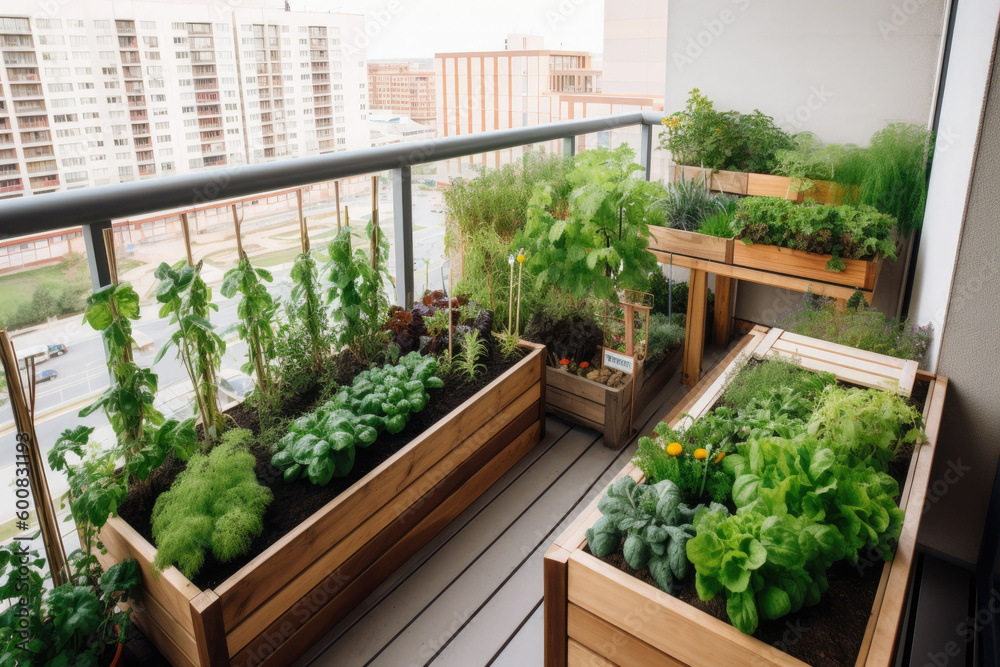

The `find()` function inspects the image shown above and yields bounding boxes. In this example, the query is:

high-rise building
[367,61,436,127]
[0,0,369,200]
[433,36,598,141]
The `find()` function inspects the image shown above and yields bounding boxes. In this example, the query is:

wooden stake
[231,203,244,259]
[297,188,308,254]
[448,268,454,362]
[102,227,119,286]
[0,331,71,586]
[335,181,342,233]
[180,212,195,266]
[344,206,351,252]
[370,176,379,269]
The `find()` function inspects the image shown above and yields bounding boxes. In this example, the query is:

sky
[290,0,605,60]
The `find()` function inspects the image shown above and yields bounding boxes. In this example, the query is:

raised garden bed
[546,345,683,450]
[543,327,947,667]
[732,242,880,291]
[95,341,546,667]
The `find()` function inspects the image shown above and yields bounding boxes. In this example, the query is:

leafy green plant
[646,312,685,359]
[660,89,794,173]
[516,146,659,302]
[808,385,924,471]
[289,248,332,372]
[455,330,487,381]
[721,357,834,411]
[777,294,933,363]
[730,197,898,271]
[1,543,141,666]
[446,152,570,322]
[325,223,391,363]
[220,254,278,399]
[155,261,226,442]
[152,429,273,579]
[270,352,443,485]
[586,477,696,592]
[773,132,852,186]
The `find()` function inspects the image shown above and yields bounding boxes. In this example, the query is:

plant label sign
[603,348,634,375]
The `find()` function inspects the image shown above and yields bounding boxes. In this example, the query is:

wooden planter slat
[669,165,750,196]
[733,243,878,290]
[215,347,542,632]
[647,225,734,263]
[544,330,946,667]
[545,347,683,450]
[746,173,803,201]
[98,343,546,666]
[568,638,617,667]
[568,603,686,667]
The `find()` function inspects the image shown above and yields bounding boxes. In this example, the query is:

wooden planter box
[670,165,749,196]
[95,342,547,667]
[546,346,683,450]
[544,328,947,667]
[733,242,880,290]
[647,225,734,264]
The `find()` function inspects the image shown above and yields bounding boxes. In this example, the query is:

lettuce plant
[271,352,443,485]
[586,477,696,592]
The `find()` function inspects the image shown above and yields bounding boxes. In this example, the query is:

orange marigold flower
[715,452,726,463]
[666,442,683,456]
[559,358,570,365]
[580,361,590,369]
[694,448,708,460]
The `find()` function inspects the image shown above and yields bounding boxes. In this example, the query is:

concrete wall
[662,0,947,324]
[916,5,1000,565]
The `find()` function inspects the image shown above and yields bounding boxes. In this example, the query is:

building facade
[367,61,435,126]
[0,0,369,200]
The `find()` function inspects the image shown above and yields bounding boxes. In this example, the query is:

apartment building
[368,61,436,126]
[0,0,369,200]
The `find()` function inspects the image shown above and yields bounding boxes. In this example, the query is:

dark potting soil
[588,447,915,667]
[117,346,521,590]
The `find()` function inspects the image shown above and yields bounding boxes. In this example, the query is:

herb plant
[325,223,391,363]
[1,543,141,666]
[586,477,696,592]
[155,261,226,442]
[455,329,487,381]
[658,175,732,232]
[152,429,273,579]
[730,196,898,271]
[516,145,659,301]
[270,352,443,485]
[289,248,332,372]
[220,254,279,399]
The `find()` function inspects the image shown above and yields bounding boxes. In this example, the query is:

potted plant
[0,542,141,667]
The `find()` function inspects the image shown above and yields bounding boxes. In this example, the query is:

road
[0,187,450,473]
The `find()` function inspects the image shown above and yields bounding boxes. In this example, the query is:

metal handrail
[0,111,664,232]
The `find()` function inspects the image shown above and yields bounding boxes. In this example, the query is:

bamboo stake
[507,255,515,333]
[448,267,454,362]
[231,203,244,258]
[297,188,308,254]
[515,249,524,336]
[335,181,342,233]
[370,176,379,269]
[179,212,194,266]
[0,331,71,586]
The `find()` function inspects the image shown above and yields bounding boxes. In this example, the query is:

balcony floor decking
[294,344,731,667]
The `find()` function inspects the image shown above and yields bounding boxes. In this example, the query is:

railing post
[391,166,414,307]
[562,136,576,158]
[81,220,113,291]
[639,123,653,182]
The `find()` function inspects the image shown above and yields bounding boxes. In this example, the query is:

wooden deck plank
[488,603,544,667]
[304,425,603,666]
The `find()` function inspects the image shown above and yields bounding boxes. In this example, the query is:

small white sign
[603,348,634,375]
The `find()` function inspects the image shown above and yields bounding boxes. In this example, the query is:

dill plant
[152,429,272,579]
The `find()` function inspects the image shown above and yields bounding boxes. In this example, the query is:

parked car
[35,369,58,382]
[47,343,68,357]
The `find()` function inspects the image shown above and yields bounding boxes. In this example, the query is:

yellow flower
[517,254,525,263]
[715,452,726,464]
[666,442,683,456]
[694,448,708,460]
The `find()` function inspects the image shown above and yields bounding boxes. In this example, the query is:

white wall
[908,0,1000,371]
[603,0,667,96]
[663,0,948,324]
